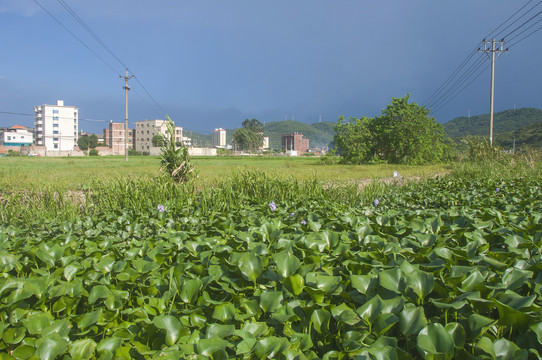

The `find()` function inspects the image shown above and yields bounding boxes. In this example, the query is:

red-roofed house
[0,125,34,146]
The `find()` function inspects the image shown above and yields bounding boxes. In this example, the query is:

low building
[103,121,135,155]
[282,132,309,154]
[0,125,33,146]
[135,119,187,152]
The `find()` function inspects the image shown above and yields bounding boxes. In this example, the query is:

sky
[1,0,541,134]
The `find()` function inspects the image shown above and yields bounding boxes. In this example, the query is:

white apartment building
[135,119,187,152]
[212,128,227,148]
[33,100,78,151]
[0,125,34,146]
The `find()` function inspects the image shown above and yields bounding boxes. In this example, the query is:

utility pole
[120,68,134,161]
[478,39,507,146]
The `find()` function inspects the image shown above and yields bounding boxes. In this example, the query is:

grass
[0,155,450,191]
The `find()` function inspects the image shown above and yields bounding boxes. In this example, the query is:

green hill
[189,121,335,149]
[263,120,335,149]
[442,107,542,148]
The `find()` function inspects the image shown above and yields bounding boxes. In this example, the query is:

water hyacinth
[269,201,276,212]
[374,199,380,206]
[301,220,307,225]
[290,212,296,217]
[157,204,165,212]
[496,187,500,193]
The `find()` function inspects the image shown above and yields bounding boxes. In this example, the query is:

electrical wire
[501,9,542,39]
[32,0,119,76]
[33,0,166,120]
[55,0,166,118]
[508,23,542,47]
[488,0,542,39]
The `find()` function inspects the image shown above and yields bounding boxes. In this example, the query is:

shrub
[159,116,195,183]
[88,149,99,156]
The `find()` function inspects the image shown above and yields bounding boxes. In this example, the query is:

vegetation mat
[0,173,541,359]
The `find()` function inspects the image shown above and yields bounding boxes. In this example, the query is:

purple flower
[496,187,500,193]
[301,220,307,225]
[374,199,380,206]
[269,201,276,212]
[290,212,296,217]
[157,204,165,212]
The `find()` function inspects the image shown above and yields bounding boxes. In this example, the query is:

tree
[152,134,164,147]
[232,118,264,151]
[333,115,375,164]
[333,95,451,165]
[373,95,449,164]
[77,134,98,151]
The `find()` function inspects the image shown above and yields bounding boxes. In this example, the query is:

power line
[32,0,119,75]
[501,8,542,39]
[508,23,542,47]
[33,0,167,120]
[487,0,542,39]
[426,55,486,109]
[506,16,542,44]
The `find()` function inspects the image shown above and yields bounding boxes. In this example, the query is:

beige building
[135,119,187,152]
[34,100,78,151]
[103,121,134,155]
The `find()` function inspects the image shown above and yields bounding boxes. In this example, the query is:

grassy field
[0,155,450,190]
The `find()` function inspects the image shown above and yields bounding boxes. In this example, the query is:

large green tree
[334,95,450,165]
[233,118,264,151]
[373,95,449,164]
[334,116,374,164]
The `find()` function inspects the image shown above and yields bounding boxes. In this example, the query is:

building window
[53,116,59,121]
[53,110,59,114]
[53,123,59,128]
[53,137,59,142]
[74,125,77,129]
[53,130,59,135]
[7,136,11,140]
[54,144,58,149]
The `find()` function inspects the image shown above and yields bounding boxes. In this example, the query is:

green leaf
[179,278,202,304]
[2,327,26,345]
[21,315,51,336]
[212,303,236,322]
[196,337,229,357]
[132,259,160,273]
[254,336,289,359]
[357,295,383,325]
[407,269,434,301]
[311,309,331,334]
[76,309,103,330]
[502,268,533,291]
[36,333,68,360]
[69,339,96,360]
[96,337,123,355]
[350,274,376,295]
[260,291,283,313]
[417,323,454,360]
[273,251,300,278]
[153,315,182,346]
[88,285,111,304]
[445,322,466,348]
[283,274,304,296]
[238,252,264,284]
[399,303,427,337]
[467,314,496,339]
[379,268,406,294]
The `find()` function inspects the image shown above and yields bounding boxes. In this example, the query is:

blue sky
[1,0,541,134]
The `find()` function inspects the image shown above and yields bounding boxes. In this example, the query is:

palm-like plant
[159,116,195,183]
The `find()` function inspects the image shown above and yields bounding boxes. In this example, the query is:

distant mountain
[188,121,336,149]
[442,107,542,148]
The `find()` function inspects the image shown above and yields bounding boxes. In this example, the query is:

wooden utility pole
[478,39,507,146]
[120,69,134,161]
